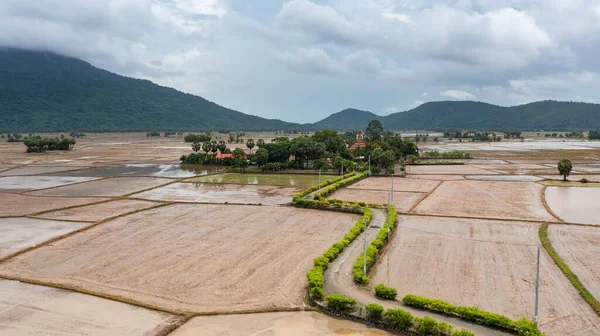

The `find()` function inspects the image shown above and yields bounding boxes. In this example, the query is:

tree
[313,129,345,154]
[210,140,219,155]
[257,138,265,147]
[191,142,202,153]
[246,139,255,154]
[332,156,344,174]
[235,157,248,172]
[255,148,269,167]
[232,148,246,159]
[202,141,212,154]
[558,158,573,181]
[217,140,227,154]
[365,120,384,142]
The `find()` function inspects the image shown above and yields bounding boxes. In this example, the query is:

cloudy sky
[1,0,599,122]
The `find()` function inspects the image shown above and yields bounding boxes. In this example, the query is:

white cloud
[441,90,476,100]
[382,11,411,24]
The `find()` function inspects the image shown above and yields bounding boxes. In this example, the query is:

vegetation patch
[401,294,545,335]
[307,208,372,299]
[539,224,600,316]
[353,206,398,284]
[374,284,398,300]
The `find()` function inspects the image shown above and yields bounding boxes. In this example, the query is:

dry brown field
[37,199,159,222]
[0,279,180,336]
[170,311,391,336]
[329,189,425,212]
[348,177,439,193]
[405,174,465,181]
[370,215,600,336]
[0,204,358,314]
[540,174,600,182]
[548,225,600,299]
[27,177,173,197]
[0,193,109,217]
[412,180,558,222]
[132,182,298,205]
[406,165,497,175]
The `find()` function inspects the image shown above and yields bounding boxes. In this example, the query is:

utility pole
[368,155,371,176]
[391,171,394,204]
[341,160,344,176]
[318,168,321,197]
[363,215,367,274]
[535,245,540,326]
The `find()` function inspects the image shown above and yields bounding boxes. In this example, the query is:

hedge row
[307,208,373,299]
[316,171,369,198]
[402,294,545,336]
[331,299,474,336]
[539,224,600,316]
[353,205,398,284]
[294,172,356,200]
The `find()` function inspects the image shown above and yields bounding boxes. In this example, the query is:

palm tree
[246,139,255,154]
[257,139,265,147]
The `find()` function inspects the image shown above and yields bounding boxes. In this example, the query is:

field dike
[539,223,600,317]
[539,185,566,223]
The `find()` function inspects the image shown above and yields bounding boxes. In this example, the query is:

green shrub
[313,256,329,269]
[580,178,589,183]
[437,322,454,335]
[453,330,475,336]
[384,308,413,329]
[326,294,357,311]
[365,303,384,320]
[358,201,366,207]
[374,284,398,300]
[415,316,438,335]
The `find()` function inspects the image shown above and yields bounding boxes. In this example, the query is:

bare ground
[328,189,426,212]
[0,193,109,217]
[370,215,600,336]
[405,174,465,181]
[0,204,359,314]
[36,199,160,222]
[548,225,600,299]
[406,165,497,175]
[131,182,298,205]
[27,177,173,197]
[412,180,558,222]
[348,177,439,193]
[0,176,99,192]
[169,312,391,336]
[0,279,180,336]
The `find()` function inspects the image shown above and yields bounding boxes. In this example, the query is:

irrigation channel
[322,208,511,336]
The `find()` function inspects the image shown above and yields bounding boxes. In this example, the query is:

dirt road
[323,209,510,336]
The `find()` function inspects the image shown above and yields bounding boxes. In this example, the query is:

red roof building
[215,153,234,159]
[348,131,367,151]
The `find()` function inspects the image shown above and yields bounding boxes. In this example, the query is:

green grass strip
[539,223,600,316]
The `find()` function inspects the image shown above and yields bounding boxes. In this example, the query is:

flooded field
[132,182,298,205]
[0,204,358,314]
[170,312,391,335]
[0,166,83,176]
[0,176,98,192]
[545,187,600,225]
[371,215,600,336]
[465,175,544,182]
[0,279,179,336]
[49,164,223,178]
[37,199,159,222]
[189,173,335,188]
[406,164,496,175]
[412,180,558,222]
[0,218,86,258]
[28,177,173,197]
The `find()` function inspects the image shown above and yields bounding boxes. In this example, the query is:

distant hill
[2,48,600,132]
[0,48,299,132]
[312,108,381,130]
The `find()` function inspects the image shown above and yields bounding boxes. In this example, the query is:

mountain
[0,48,300,132]
[2,48,600,132]
[311,108,381,130]
[381,100,600,131]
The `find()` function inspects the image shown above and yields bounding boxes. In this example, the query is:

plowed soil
[37,199,159,222]
[0,194,108,217]
[406,165,497,175]
[0,204,359,314]
[548,225,600,299]
[328,189,425,212]
[412,180,558,222]
[348,177,439,193]
[371,215,600,336]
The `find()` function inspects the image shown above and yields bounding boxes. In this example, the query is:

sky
[1,0,599,123]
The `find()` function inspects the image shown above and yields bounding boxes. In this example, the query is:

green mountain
[0,48,299,132]
[2,48,600,132]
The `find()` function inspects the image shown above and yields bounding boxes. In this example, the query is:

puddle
[545,186,600,225]
[48,164,223,178]
[0,176,98,192]
[466,175,543,182]
[188,173,336,188]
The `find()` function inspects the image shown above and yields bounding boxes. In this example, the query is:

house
[215,153,235,159]
[349,131,367,151]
